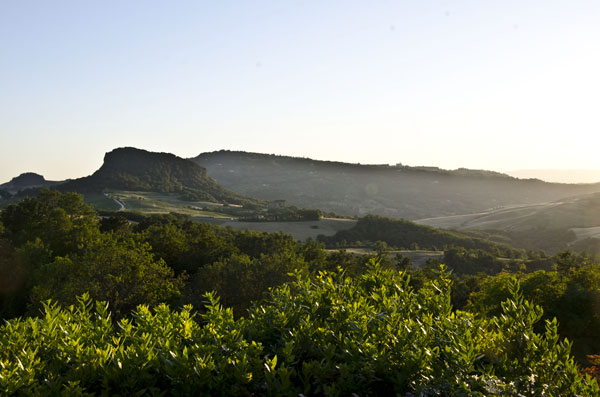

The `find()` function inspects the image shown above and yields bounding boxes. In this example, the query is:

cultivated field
[103,191,233,218]
[94,192,356,240]
[83,193,122,211]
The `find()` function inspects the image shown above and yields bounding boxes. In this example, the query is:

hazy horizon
[2,1,599,183]
[506,169,600,184]
[3,146,600,185]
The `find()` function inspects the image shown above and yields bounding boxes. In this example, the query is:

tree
[99,215,131,234]
[142,222,190,273]
[31,234,184,317]
[0,189,99,257]
[556,250,586,274]
[186,251,306,315]
[0,239,51,319]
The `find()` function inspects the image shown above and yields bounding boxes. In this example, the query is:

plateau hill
[62,148,259,205]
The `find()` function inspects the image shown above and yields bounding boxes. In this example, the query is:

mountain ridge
[193,150,600,219]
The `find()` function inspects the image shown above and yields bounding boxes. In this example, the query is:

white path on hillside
[103,193,126,211]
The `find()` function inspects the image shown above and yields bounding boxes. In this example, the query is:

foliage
[0,189,99,257]
[0,192,335,321]
[1,264,597,395]
[4,189,600,384]
[582,355,600,382]
[30,234,184,318]
[483,279,591,395]
[443,246,522,275]
[185,252,306,315]
[99,214,131,234]
[468,264,600,363]
[0,238,23,316]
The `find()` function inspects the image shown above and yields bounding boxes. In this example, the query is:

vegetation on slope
[194,150,600,219]
[318,215,523,258]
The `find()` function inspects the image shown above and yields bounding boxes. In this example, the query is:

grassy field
[82,193,122,211]
[103,191,233,218]
[91,191,357,240]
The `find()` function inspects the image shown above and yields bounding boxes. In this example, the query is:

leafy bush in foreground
[1,263,597,395]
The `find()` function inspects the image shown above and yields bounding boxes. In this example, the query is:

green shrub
[1,262,597,395]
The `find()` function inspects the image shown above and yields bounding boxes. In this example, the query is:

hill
[61,148,259,205]
[318,215,523,258]
[0,172,62,194]
[193,151,600,219]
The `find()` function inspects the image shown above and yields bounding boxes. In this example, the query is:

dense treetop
[1,264,598,395]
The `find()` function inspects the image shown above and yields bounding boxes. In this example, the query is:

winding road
[104,193,126,211]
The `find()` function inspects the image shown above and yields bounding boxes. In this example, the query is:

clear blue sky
[1,1,599,182]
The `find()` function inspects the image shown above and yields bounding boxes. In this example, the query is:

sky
[1,1,600,183]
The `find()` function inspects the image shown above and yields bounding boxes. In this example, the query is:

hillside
[61,148,259,205]
[417,193,600,232]
[318,215,523,258]
[416,191,600,253]
[193,151,600,219]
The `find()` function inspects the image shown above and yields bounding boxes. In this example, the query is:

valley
[3,147,600,393]
[3,147,600,255]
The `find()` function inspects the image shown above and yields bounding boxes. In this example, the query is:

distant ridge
[193,150,600,219]
[0,172,61,194]
[507,169,600,184]
[61,147,258,205]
